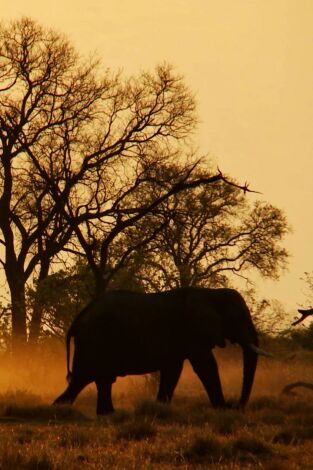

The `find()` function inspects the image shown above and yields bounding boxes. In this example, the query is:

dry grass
[0,347,313,468]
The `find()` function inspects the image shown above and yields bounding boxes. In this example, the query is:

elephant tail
[66,327,74,383]
[64,303,91,383]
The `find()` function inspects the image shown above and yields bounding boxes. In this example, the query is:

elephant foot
[96,406,114,416]
[212,399,244,411]
[53,394,73,406]
[225,399,238,409]
[96,394,114,415]
[221,400,246,411]
[212,402,228,410]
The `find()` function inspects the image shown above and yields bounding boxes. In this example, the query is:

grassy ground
[0,346,313,469]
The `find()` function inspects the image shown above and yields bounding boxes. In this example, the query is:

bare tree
[120,166,289,291]
[0,18,249,349]
[0,17,118,348]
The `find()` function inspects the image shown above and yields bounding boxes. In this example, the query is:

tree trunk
[28,261,50,344]
[178,263,192,288]
[9,278,27,352]
[4,252,28,352]
[94,271,109,296]
[28,302,43,344]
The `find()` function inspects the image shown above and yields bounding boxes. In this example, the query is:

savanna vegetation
[0,344,313,469]
[1,16,313,470]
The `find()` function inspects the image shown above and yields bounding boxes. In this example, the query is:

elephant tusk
[248,344,273,358]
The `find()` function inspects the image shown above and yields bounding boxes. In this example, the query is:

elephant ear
[185,306,226,349]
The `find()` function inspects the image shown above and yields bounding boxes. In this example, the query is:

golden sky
[2,0,313,311]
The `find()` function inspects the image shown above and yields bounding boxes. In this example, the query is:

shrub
[16,428,36,445]
[250,396,283,411]
[0,448,55,470]
[260,411,286,425]
[0,390,42,413]
[106,409,131,424]
[134,399,175,421]
[3,404,88,422]
[116,418,156,441]
[231,435,273,459]
[58,428,90,448]
[273,426,313,445]
[208,409,247,435]
[183,434,226,464]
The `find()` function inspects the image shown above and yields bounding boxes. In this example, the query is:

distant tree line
[0,17,289,352]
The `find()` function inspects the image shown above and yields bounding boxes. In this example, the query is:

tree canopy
[122,169,289,291]
[0,17,289,349]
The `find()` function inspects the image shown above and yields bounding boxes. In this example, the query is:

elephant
[54,287,269,414]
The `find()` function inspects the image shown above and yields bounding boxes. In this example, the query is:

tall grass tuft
[250,396,283,411]
[231,434,273,460]
[273,426,313,445]
[208,409,248,435]
[16,428,37,444]
[183,434,226,464]
[0,390,42,414]
[3,404,88,422]
[106,408,131,424]
[116,417,156,441]
[0,448,55,470]
[58,428,91,448]
[134,399,175,422]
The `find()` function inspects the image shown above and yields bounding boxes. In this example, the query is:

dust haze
[0,343,311,413]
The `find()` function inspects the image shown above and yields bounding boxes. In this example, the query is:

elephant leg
[189,350,226,408]
[53,377,88,406]
[157,360,184,403]
[239,346,258,408]
[95,378,114,415]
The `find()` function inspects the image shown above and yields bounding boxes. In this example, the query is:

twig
[282,381,313,395]
[292,308,313,326]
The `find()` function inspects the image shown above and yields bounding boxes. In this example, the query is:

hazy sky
[2,0,313,311]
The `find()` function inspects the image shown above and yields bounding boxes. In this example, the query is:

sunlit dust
[0,344,312,468]
[0,344,312,413]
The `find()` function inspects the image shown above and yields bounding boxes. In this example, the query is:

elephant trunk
[239,345,258,408]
